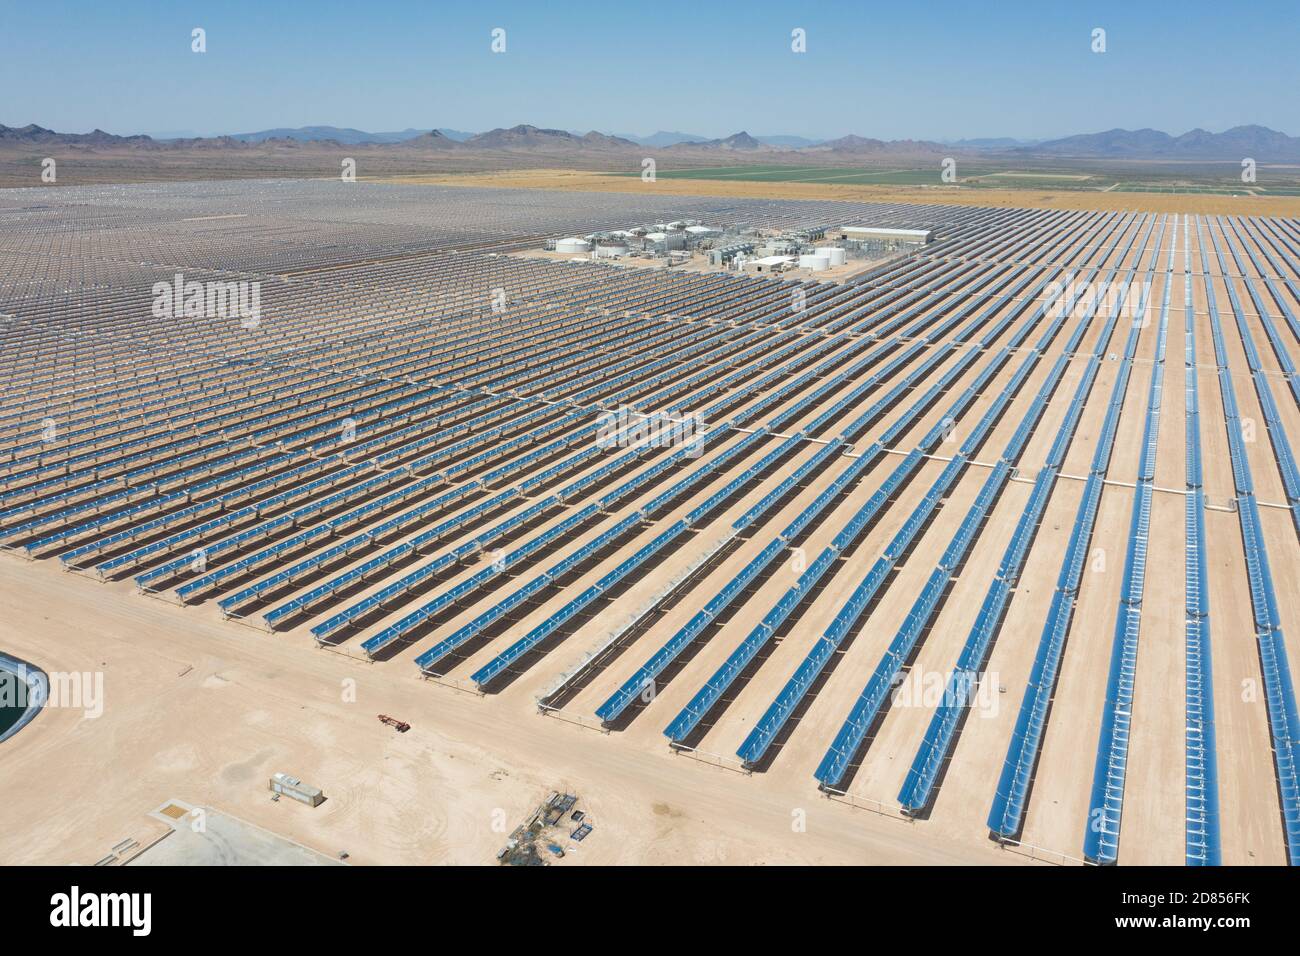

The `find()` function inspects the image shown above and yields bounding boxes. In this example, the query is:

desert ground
[0,554,1018,866]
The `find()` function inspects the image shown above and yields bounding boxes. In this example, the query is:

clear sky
[2,0,1296,141]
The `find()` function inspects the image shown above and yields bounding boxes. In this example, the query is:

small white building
[742,255,797,274]
[270,772,324,807]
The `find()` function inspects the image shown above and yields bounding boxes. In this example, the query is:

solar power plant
[4,181,1300,867]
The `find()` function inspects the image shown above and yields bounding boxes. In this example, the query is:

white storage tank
[555,237,590,254]
[821,247,847,266]
[799,254,831,271]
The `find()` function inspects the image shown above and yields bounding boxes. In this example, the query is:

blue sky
[2,0,1296,140]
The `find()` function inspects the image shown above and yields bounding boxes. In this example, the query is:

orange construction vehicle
[377,714,410,733]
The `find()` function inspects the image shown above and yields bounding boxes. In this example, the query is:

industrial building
[269,773,325,807]
[836,225,933,249]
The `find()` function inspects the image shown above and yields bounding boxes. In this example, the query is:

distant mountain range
[1022,125,1300,160]
[0,123,154,147]
[661,131,950,155]
[607,130,709,147]
[608,131,825,148]
[810,134,948,155]
[222,126,479,144]
[5,122,1298,161]
[218,126,829,149]
[226,126,431,145]
[672,131,766,151]
[459,125,637,150]
[943,137,1043,149]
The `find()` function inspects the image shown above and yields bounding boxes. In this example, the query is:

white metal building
[836,226,933,244]
[742,255,797,273]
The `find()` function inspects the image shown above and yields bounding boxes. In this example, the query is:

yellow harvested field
[375,168,1300,216]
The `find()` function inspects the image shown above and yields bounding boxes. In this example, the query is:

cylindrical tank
[799,254,831,271]
[821,247,847,266]
[556,237,590,254]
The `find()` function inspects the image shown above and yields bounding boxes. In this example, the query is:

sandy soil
[0,555,1019,866]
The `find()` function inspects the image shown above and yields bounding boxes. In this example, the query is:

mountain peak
[672,130,765,150]
[402,129,463,149]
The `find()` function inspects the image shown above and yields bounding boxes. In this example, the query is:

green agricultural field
[1112,184,1255,195]
[965,177,1110,191]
